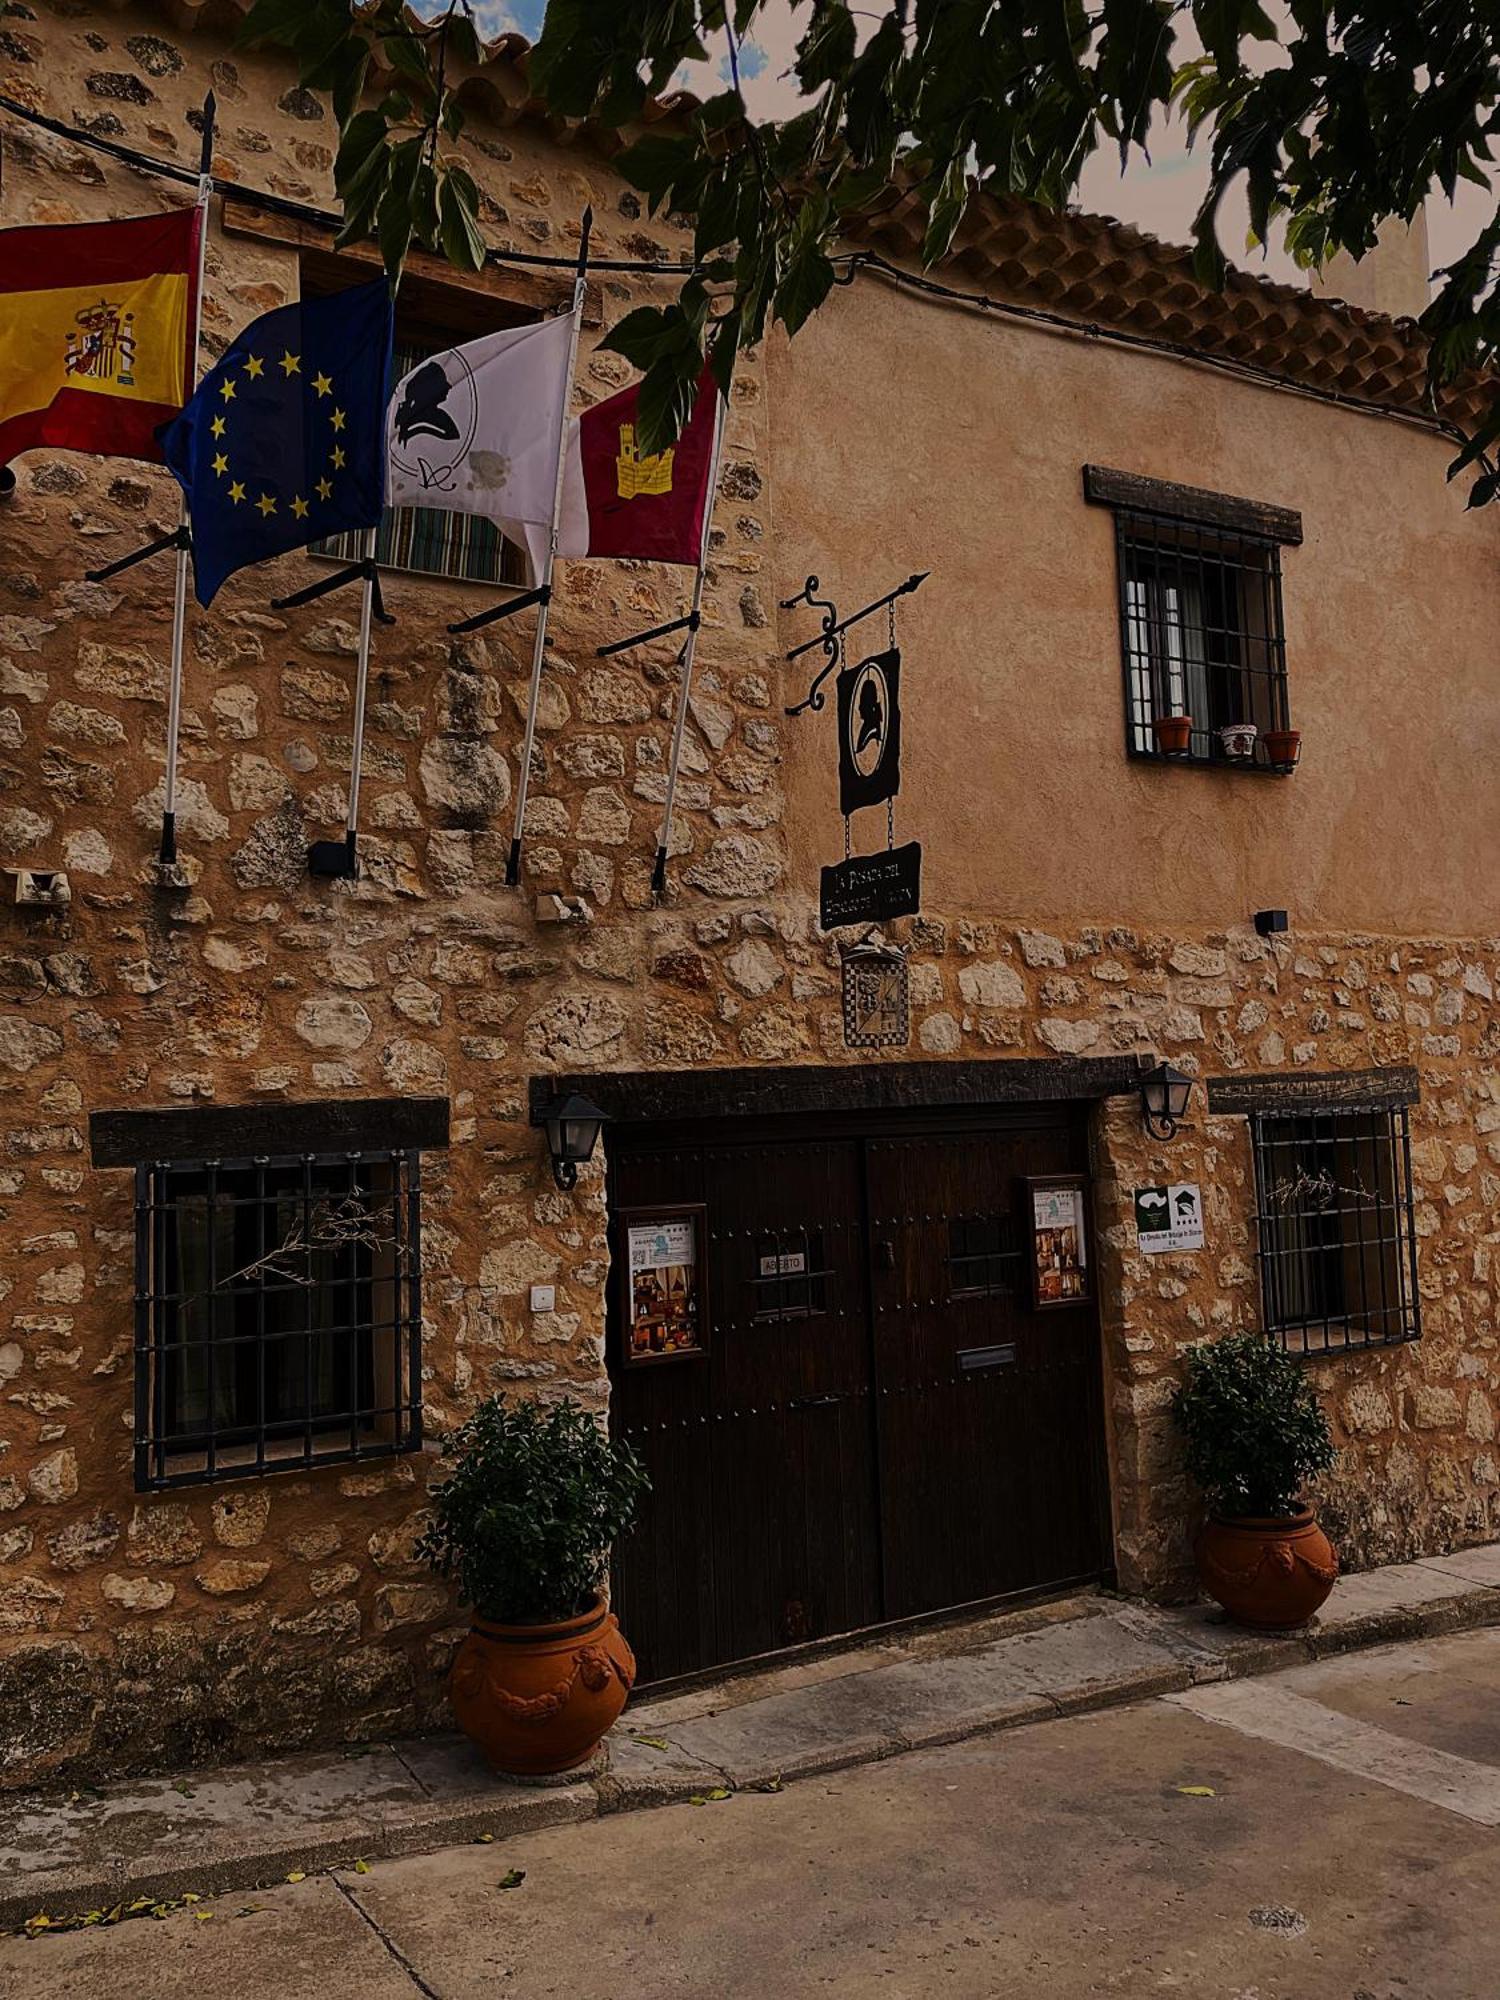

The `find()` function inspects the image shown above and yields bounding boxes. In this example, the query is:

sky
[455,1,1490,298]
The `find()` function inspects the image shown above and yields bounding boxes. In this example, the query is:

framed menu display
[618,1205,708,1366]
[1024,1175,1091,1309]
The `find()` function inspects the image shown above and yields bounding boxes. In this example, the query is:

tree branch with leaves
[244,0,1500,486]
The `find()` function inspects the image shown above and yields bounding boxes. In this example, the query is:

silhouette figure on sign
[393,359,460,445]
[855,675,884,758]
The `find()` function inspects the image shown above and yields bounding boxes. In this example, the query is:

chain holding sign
[782,570,929,933]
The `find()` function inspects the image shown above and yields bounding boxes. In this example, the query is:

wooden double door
[607,1107,1112,1685]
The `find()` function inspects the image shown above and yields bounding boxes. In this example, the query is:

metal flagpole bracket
[84,524,190,584]
[446,581,548,635]
[784,571,929,716]
[596,608,698,659]
[309,830,358,879]
[271,556,394,625]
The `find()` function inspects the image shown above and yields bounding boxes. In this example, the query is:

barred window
[134,1149,423,1490]
[947,1212,1022,1298]
[1117,510,1289,766]
[1251,1107,1420,1356]
[750,1230,831,1323]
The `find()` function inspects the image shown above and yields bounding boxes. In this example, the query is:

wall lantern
[540,1092,608,1190]
[1140,1061,1193,1140]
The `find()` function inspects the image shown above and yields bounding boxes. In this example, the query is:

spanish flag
[0,208,199,472]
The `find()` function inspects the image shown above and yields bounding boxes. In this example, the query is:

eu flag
[159,279,393,606]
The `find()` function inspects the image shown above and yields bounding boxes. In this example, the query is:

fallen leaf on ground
[1175,1785,1217,1797]
[286,1871,306,1884]
[474,1833,495,1844]
[631,1735,671,1750]
[353,1859,371,1875]
[499,1870,526,1890]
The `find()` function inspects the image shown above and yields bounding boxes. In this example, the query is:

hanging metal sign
[841,935,910,1048]
[837,649,901,815]
[782,572,929,935]
[822,842,922,929]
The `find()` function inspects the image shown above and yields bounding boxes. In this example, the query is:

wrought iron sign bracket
[783,570,929,716]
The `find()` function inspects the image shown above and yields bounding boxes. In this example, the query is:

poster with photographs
[1026,1176,1091,1309]
[619,1205,708,1365]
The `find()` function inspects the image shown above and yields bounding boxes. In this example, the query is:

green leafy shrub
[1171,1332,1336,1518]
[418,1395,649,1625]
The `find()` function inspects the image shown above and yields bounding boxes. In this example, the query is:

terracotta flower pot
[1195,1510,1338,1629]
[449,1597,636,1776]
[1152,713,1194,757]
[1264,728,1302,771]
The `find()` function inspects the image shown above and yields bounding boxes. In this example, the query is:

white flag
[385,315,575,580]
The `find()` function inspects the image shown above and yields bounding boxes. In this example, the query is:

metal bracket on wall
[782,570,929,716]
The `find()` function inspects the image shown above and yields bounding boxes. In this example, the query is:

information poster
[622,1208,706,1363]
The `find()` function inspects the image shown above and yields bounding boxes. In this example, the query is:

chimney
[1308,210,1430,321]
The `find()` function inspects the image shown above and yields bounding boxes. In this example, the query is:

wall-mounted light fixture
[539,1091,608,1190]
[1141,1061,1193,1140]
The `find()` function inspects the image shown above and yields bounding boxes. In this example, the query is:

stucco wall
[769,278,1500,937]
[0,0,1496,1790]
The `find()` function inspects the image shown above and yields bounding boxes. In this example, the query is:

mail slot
[956,1342,1017,1373]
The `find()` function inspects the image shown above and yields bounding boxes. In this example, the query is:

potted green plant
[1172,1331,1339,1628]
[419,1394,650,1775]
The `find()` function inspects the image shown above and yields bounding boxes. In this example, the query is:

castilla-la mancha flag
[0,209,200,472]
[556,366,719,568]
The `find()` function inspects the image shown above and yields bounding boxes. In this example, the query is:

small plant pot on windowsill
[1264,728,1302,773]
[449,1596,636,1776]
[1195,1511,1338,1629]
[1151,713,1194,758]
[1216,721,1258,762]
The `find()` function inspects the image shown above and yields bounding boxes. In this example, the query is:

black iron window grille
[134,1148,423,1491]
[947,1213,1022,1298]
[749,1230,831,1322]
[1115,509,1291,768]
[1250,1106,1420,1356]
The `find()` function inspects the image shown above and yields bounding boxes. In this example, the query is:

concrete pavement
[7,1544,1500,1933]
[9,1623,1500,1997]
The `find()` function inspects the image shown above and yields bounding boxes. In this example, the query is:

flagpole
[505,205,592,889]
[158,89,215,870]
[651,377,728,900]
[340,525,378,875]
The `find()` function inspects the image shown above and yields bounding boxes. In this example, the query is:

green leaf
[330,41,372,128]
[601,306,677,373]
[775,243,836,338]
[615,132,701,203]
[236,0,308,50]
[499,1869,526,1890]
[439,168,488,273]
[382,30,435,99]
[635,351,703,456]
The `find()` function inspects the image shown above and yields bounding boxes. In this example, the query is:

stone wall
[0,2,1496,1789]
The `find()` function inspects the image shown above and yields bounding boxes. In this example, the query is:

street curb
[7,1580,1500,1933]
